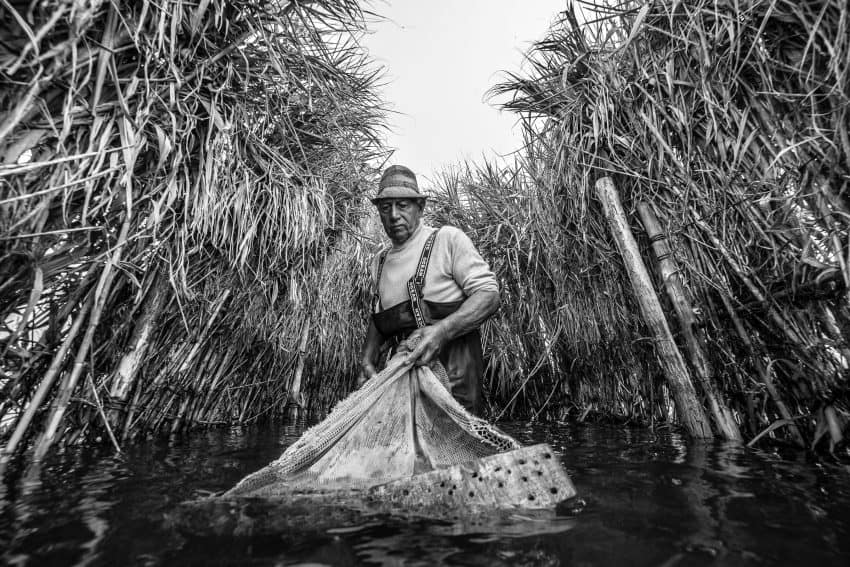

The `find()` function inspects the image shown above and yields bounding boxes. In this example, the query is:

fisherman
[359,165,500,415]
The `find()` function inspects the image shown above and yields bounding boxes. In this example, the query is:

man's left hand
[400,324,448,366]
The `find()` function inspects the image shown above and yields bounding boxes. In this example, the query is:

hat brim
[370,186,428,204]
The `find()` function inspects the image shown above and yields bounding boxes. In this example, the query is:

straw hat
[371,165,428,204]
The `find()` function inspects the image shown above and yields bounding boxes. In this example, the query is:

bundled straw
[0,0,384,462]
[4,0,848,456]
[430,0,848,445]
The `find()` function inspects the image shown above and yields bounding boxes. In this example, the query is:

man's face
[377,199,423,245]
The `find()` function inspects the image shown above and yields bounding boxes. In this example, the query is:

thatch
[0,0,384,461]
[428,160,657,422]
[4,0,848,459]
[432,0,848,445]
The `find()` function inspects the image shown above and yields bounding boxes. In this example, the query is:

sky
[361,1,566,182]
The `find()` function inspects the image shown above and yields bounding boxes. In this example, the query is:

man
[359,165,500,415]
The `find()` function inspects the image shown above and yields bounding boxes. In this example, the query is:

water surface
[1,422,849,566]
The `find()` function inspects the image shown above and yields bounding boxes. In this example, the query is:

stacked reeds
[428,159,657,425]
[0,0,384,463]
[3,0,847,458]
[429,0,848,446]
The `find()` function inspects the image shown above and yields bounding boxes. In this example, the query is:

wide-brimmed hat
[371,165,428,204]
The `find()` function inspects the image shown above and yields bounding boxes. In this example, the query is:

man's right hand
[357,361,377,387]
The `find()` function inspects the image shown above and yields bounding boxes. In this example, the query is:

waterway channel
[2,421,849,566]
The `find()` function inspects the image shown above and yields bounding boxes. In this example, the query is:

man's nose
[388,204,401,219]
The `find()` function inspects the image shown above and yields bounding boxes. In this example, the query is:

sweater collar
[390,222,431,252]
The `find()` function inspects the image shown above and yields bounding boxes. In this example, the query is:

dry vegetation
[433,0,849,448]
[0,0,383,463]
[2,0,848,463]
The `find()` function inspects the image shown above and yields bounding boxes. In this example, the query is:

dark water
[1,422,849,566]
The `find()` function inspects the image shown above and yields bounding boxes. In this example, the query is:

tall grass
[429,159,658,422]
[440,0,849,445]
[0,0,384,461]
[3,0,847,459]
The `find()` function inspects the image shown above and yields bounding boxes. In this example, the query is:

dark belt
[372,299,484,415]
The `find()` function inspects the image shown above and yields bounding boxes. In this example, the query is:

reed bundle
[433,0,849,445]
[429,160,655,423]
[0,0,384,462]
[4,0,847,459]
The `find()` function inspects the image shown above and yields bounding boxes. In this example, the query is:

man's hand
[357,360,377,387]
[359,320,384,388]
[400,323,448,366]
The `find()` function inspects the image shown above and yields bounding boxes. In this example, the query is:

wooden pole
[595,177,712,438]
[636,202,742,441]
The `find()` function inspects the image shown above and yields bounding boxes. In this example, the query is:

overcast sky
[362,1,566,183]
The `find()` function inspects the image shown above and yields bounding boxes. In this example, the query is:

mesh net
[226,353,521,497]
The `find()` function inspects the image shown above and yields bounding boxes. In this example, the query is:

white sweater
[370,224,499,311]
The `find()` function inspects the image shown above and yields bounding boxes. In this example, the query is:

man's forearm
[433,289,500,341]
[361,319,385,366]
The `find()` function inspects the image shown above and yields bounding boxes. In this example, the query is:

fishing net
[226,352,521,498]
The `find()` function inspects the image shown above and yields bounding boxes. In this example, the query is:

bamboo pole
[107,274,168,427]
[31,187,133,461]
[718,292,806,447]
[139,339,193,414]
[86,373,121,454]
[289,319,311,407]
[1,292,94,461]
[120,377,144,442]
[194,344,240,422]
[706,294,759,436]
[690,209,804,346]
[595,177,712,438]
[30,282,116,459]
[0,261,95,416]
[178,289,231,373]
[636,202,742,441]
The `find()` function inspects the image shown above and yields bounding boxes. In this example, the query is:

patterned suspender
[407,228,440,328]
[372,228,441,329]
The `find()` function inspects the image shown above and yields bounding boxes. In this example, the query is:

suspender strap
[413,229,438,288]
[407,228,440,328]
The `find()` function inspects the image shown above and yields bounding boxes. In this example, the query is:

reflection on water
[1,422,850,566]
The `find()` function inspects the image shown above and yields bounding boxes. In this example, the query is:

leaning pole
[636,202,742,441]
[595,177,713,438]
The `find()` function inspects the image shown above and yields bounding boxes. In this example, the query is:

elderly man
[359,165,500,415]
